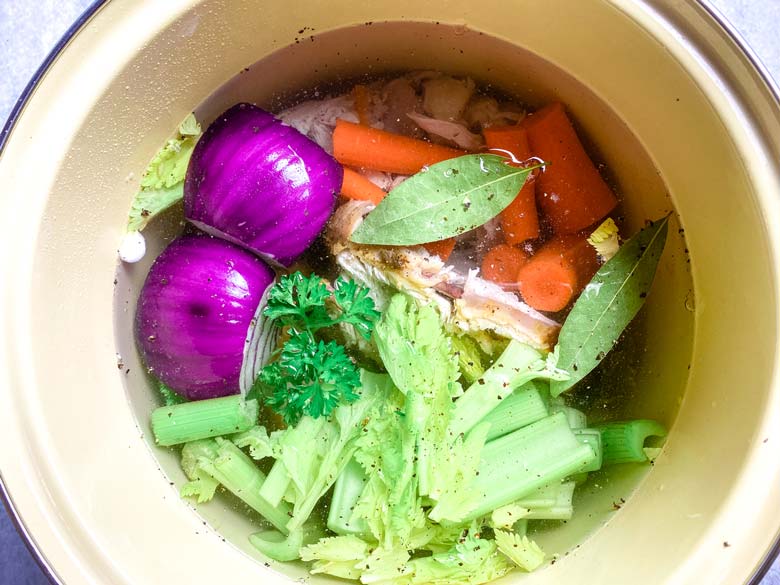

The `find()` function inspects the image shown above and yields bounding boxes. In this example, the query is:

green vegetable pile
[147,214,670,583]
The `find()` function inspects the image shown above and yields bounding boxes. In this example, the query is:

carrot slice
[423,238,457,262]
[516,236,600,312]
[353,85,372,126]
[483,125,540,244]
[333,119,463,175]
[481,243,529,286]
[340,168,387,205]
[523,103,617,234]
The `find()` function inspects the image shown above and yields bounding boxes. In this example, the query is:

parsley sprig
[255,272,380,424]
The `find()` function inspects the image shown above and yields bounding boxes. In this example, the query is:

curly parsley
[255,272,380,424]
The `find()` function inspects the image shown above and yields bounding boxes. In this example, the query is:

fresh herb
[551,215,670,396]
[256,272,380,424]
[350,154,540,246]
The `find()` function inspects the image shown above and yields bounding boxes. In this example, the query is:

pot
[0,1,778,584]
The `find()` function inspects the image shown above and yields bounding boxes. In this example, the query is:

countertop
[1,1,779,583]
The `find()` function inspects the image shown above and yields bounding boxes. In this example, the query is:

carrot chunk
[523,103,617,234]
[517,236,600,312]
[333,119,463,175]
[340,168,387,205]
[483,125,540,244]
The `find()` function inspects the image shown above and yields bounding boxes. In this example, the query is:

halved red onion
[184,103,343,266]
[135,233,275,400]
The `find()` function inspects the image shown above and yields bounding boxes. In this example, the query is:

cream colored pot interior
[0,1,778,584]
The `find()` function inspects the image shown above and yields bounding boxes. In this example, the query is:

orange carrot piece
[523,103,617,234]
[423,238,457,262]
[516,236,600,312]
[340,168,387,205]
[483,125,540,244]
[353,85,372,126]
[481,243,529,287]
[333,119,463,175]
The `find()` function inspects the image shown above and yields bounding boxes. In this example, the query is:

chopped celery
[494,529,545,572]
[568,471,590,486]
[151,396,258,446]
[180,438,291,533]
[490,503,529,530]
[302,534,369,579]
[512,482,560,508]
[249,529,305,562]
[450,340,567,438]
[259,460,292,507]
[514,519,529,538]
[595,420,667,465]
[450,333,488,385]
[523,481,576,520]
[464,413,596,522]
[573,428,603,472]
[479,381,549,441]
[549,402,587,430]
[327,458,369,535]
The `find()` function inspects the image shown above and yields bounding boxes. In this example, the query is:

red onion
[135,233,275,400]
[184,103,343,266]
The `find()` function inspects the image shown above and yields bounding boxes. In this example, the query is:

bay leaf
[550,215,670,396]
[349,154,536,246]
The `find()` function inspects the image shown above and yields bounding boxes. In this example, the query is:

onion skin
[136,233,275,400]
[184,103,343,266]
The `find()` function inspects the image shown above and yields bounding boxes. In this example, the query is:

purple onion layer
[135,233,275,400]
[184,103,343,266]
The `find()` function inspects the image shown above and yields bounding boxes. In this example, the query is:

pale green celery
[259,460,292,508]
[180,438,291,534]
[490,503,529,530]
[450,333,487,385]
[232,426,276,460]
[494,529,546,572]
[303,534,369,580]
[249,524,325,562]
[523,481,576,521]
[408,532,512,584]
[327,458,369,535]
[549,403,587,430]
[595,420,667,465]
[450,340,567,438]
[515,482,566,508]
[568,472,590,485]
[151,396,258,447]
[464,413,596,522]
[514,519,529,538]
[479,381,548,441]
[573,428,603,473]
[180,440,221,503]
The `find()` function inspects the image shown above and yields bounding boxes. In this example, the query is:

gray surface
[0,0,778,583]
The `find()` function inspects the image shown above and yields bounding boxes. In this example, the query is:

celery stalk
[523,481,576,520]
[327,458,369,535]
[549,403,587,430]
[181,438,292,534]
[249,525,325,562]
[450,341,564,438]
[512,483,560,508]
[464,413,596,522]
[595,420,667,465]
[151,395,258,446]
[479,381,549,441]
[573,428,603,472]
[259,460,292,508]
